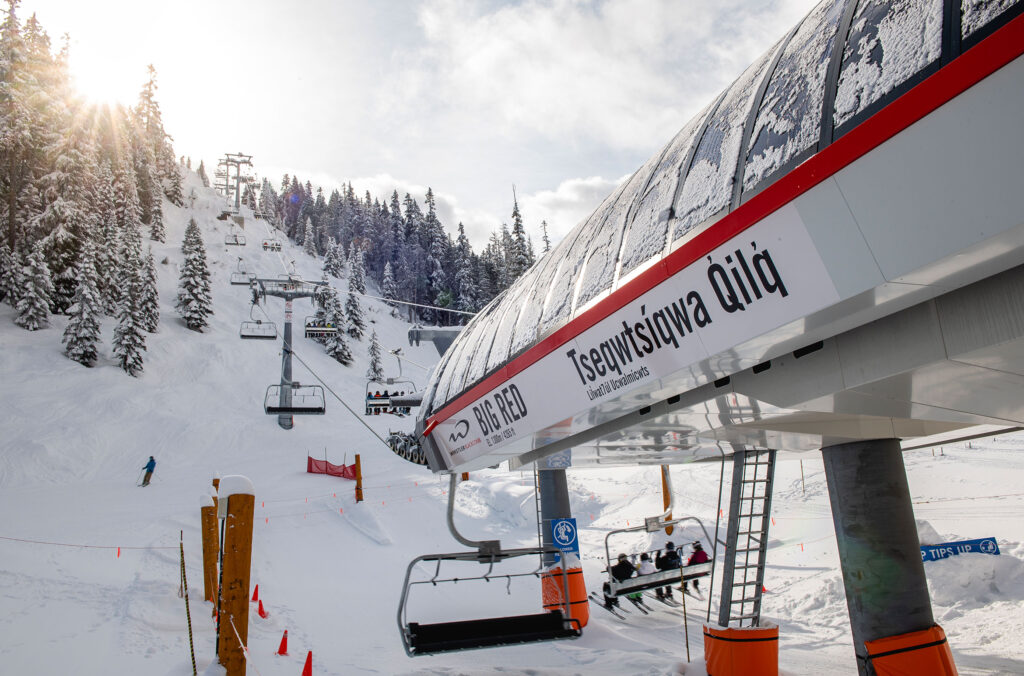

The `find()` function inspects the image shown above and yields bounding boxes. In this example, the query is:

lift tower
[217,152,253,210]
[254,276,329,429]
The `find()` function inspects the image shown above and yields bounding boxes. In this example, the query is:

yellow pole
[217,476,255,676]
[200,494,219,603]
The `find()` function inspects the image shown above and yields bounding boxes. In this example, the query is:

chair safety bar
[397,473,582,656]
[604,515,714,575]
[239,320,277,340]
[263,385,326,415]
[607,561,713,597]
[230,272,256,285]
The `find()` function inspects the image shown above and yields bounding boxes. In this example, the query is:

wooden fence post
[200,493,219,603]
[216,476,255,676]
[354,454,363,503]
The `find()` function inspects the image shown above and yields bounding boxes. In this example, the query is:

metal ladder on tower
[533,465,545,559]
[717,448,777,628]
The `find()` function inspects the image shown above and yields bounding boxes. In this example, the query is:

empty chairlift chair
[398,474,582,656]
[263,382,326,415]
[239,319,277,340]
[225,231,246,246]
[229,259,256,285]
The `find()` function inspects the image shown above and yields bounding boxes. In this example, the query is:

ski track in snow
[1,169,1023,674]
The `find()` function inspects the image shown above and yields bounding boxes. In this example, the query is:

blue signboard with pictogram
[920,537,1000,562]
[551,518,579,562]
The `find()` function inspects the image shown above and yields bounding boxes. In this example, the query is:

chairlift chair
[262,239,282,252]
[304,315,338,339]
[366,377,417,415]
[263,383,326,415]
[229,258,256,285]
[239,319,277,340]
[225,233,246,246]
[602,467,714,599]
[398,474,582,657]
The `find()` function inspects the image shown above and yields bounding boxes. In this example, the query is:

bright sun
[70,53,141,107]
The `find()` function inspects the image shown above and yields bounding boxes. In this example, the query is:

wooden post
[212,477,220,491]
[217,476,255,676]
[461,472,469,481]
[661,465,674,536]
[201,494,219,603]
[354,454,363,503]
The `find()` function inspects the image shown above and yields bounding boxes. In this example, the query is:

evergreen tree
[302,217,317,257]
[453,223,477,315]
[0,243,15,304]
[381,261,398,310]
[196,160,209,187]
[541,220,551,254]
[366,330,383,381]
[508,197,530,281]
[164,163,184,206]
[15,241,52,330]
[112,249,146,376]
[147,165,165,242]
[348,246,366,295]
[176,217,213,331]
[140,246,159,332]
[62,238,102,366]
[323,285,352,365]
[323,239,344,278]
[345,284,365,340]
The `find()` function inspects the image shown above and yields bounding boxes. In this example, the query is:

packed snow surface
[1,172,1023,675]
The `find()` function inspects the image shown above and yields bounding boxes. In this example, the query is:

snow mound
[926,549,1024,608]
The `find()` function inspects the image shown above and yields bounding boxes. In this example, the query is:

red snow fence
[864,624,957,676]
[306,456,356,480]
[703,623,778,676]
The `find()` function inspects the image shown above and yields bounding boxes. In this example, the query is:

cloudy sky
[22,0,819,248]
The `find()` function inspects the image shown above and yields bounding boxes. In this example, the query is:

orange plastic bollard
[864,624,958,675]
[301,650,313,676]
[703,623,779,676]
[275,629,289,656]
[541,566,589,628]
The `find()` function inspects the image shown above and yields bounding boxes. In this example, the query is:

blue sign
[921,537,1000,562]
[551,518,580,562]
[542,449,572,469]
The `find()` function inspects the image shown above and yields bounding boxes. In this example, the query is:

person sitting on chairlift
[655,541,681,599]
[603,553,636,609]
[683,541,710,595]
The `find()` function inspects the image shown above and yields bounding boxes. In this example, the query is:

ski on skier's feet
[645,591,681,607]
[588,592,627,619]
[625,597,649,614]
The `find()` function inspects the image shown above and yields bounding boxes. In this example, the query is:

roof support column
[538,468,572,567]
[822,438,937,675]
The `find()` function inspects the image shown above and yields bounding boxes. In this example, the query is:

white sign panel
[432,206,840,466]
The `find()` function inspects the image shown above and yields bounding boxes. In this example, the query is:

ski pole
[137,469,145,486]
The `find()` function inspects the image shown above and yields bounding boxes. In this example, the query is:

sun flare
[69,54,140,107]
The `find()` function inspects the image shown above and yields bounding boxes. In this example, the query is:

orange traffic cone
[258,599,269,619]
[301,650,313,676]
[251,584,259,603]
[275,629,289,656]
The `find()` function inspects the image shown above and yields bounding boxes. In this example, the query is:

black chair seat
[407,610,581,655]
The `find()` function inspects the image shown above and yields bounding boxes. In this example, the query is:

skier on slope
[655,541,681,600]
[683,541,711,596]
[141,456,156,487]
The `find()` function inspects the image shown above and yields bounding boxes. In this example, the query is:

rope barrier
[228,614,265,676]
[0,535,176,550]
[179,533,198,676]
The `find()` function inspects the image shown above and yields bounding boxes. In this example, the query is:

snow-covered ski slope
[1,172,1023,675]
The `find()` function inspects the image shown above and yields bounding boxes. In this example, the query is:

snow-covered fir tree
[140,247,159,332]
[323,239,344,278]
[0,243,16,305]
[381,261,398,310]
[345,286,365,340]
[164,163,184,207]
[112,250,146,377]
[176,217,213,331]
[348,247,366,295]
[302,217,317,257]
[196,160,209,188]
[62,238,103,366]
[541,220,551,254]
[366,330,383,381]
[147,166,165,242]
[15,242,53,330]
[322,286,352,365]
[508,197,530,281]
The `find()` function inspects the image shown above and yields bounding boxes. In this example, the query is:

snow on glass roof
[422,0,1022,417]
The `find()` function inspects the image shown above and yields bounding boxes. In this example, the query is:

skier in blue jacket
[141,456,156,486]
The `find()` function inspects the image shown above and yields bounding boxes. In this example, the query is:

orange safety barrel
[703,623,779,676]
[864,624,958,676]
[540,566,589,628]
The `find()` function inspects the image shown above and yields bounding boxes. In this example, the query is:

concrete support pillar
[822,439,935,675]
[217,476,255,676]
[538,468,571,567]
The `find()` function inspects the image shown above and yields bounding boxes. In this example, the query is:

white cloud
[519,174,628,246]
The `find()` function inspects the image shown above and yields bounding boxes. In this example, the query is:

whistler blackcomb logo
[448,419,470,443]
